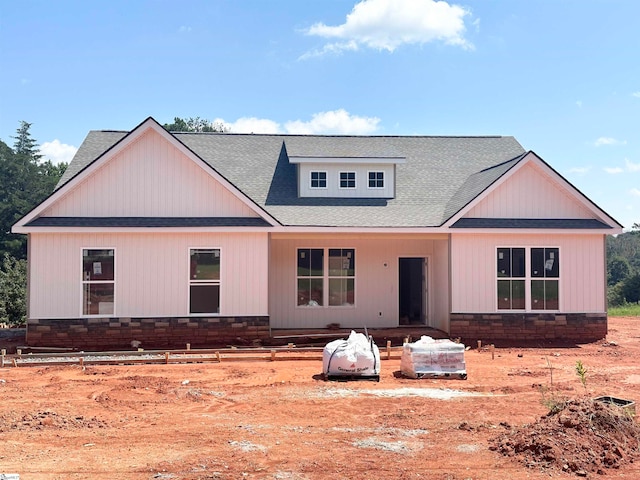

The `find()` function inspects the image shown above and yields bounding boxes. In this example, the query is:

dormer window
[310,171,327,189]
[368,171,384,189]
[340,172,356,189]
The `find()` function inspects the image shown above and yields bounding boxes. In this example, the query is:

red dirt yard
[1,317,640,480]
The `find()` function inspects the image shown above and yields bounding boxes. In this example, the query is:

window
[190,249,221,314]
[497,247,525,310]
[497,247,559,311]
[310,171,327,189]
[531,248,559,310]
[82,249,115,316]
[368,171,384,189]
[339,172,356,189]
[297,248,324,306]
[297,248,355,307]
[328,249,355,306]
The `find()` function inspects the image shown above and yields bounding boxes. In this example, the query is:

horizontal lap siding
[29,232,269,319]
[451,233,605,313]
[269,235,449,329]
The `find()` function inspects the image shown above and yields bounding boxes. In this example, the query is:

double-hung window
[82,249,115,316]
[497,247,559,311]
[310,171,327,189]
[297,248,355,307]
[368,171,384,189]
[497,248,525,309]
[339,172,356,189]
[189,248,221,314]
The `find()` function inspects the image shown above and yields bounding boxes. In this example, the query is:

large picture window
[190,249,221,314]
[497,247,559,311]
[297,248,355,307]
[82,249,115,316]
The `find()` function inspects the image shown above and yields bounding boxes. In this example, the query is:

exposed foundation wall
[26,316,270,351]
[450,312,607,344]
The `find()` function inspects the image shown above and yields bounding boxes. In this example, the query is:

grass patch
[609,303,640,317]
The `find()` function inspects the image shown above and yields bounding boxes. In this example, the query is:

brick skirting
[450,313,607,345]
[26,316,270,351]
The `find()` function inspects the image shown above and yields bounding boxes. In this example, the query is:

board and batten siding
[297,164,395,198]
[28,232,269,319]
[269,234,449,330]
[42,129,257,218]
[450,233,606,313]
[466,162,593,219]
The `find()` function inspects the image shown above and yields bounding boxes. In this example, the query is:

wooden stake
[270,350,276,361]
[490,344,495,360]
[477,340,482,350]
[12,358,17,367]
[79,357,84,367]
[186,343,191,351]
[386,340,391,360]
[164,352,170,364]
[215,351,221,362]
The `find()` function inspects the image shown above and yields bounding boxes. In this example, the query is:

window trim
[295,247,356,309]
[188,247,222,315]
[496,246,560,312]
[339,171,356,189]
[81,247,116,317]
[310,171,327,189]
[367,170,385,189]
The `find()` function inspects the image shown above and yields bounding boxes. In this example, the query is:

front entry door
[399,257,427,325]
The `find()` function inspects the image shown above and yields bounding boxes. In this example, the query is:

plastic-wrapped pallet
[400,336,467,379]
[323,330,380,381]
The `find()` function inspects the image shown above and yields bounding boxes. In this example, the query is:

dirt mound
[491,397,640,476]
[0,410,109,431]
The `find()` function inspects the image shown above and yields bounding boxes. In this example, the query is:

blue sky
[1,0,638,228]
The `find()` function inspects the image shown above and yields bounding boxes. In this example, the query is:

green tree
[163,116,228,133]
[0,122,67,259]
[621,274,640,304]
[0,253,27,327]
[608,256,631,286]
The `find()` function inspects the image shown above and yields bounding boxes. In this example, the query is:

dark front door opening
[399,257,427,326]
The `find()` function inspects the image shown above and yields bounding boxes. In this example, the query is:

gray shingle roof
[57,128,530,227]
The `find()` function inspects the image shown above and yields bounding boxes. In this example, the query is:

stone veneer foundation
[449,312,607,344]
[26,316,270,351]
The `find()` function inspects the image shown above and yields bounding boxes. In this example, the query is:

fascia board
[447,227,623,235]
[289,156,406,165]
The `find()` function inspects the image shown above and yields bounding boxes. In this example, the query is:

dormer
[286,140,406,199]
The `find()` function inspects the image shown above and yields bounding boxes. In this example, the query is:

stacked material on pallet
[323,331,380,381]
[400,336,467,379]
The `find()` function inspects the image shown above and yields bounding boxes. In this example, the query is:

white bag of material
[401,336,466,379]
[323,330,381,377]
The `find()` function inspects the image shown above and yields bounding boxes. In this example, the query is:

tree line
[607,224,640,306]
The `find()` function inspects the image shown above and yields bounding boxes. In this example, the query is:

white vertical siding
[42,129,257,218]
[28,232,269,318]
[269,235,449,329]
[298,164,395,198]
[451,233,605,313]
[466,162,592,219]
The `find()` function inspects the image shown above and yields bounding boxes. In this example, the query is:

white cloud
[576,100,582,108]
[39,139,77,164]
[216,117,281,134]
[632,92,640,98]
[604,166,624,174]
[626,158,640,172]
[594,137,626,147]
[568,166,591,175]
[302,0,472,57]
[284,109,380,134]
[217,110,380,135]
[178,26,192,33]
[630,188,640,197]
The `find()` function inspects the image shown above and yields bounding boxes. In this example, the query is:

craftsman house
[13,117,622,350]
